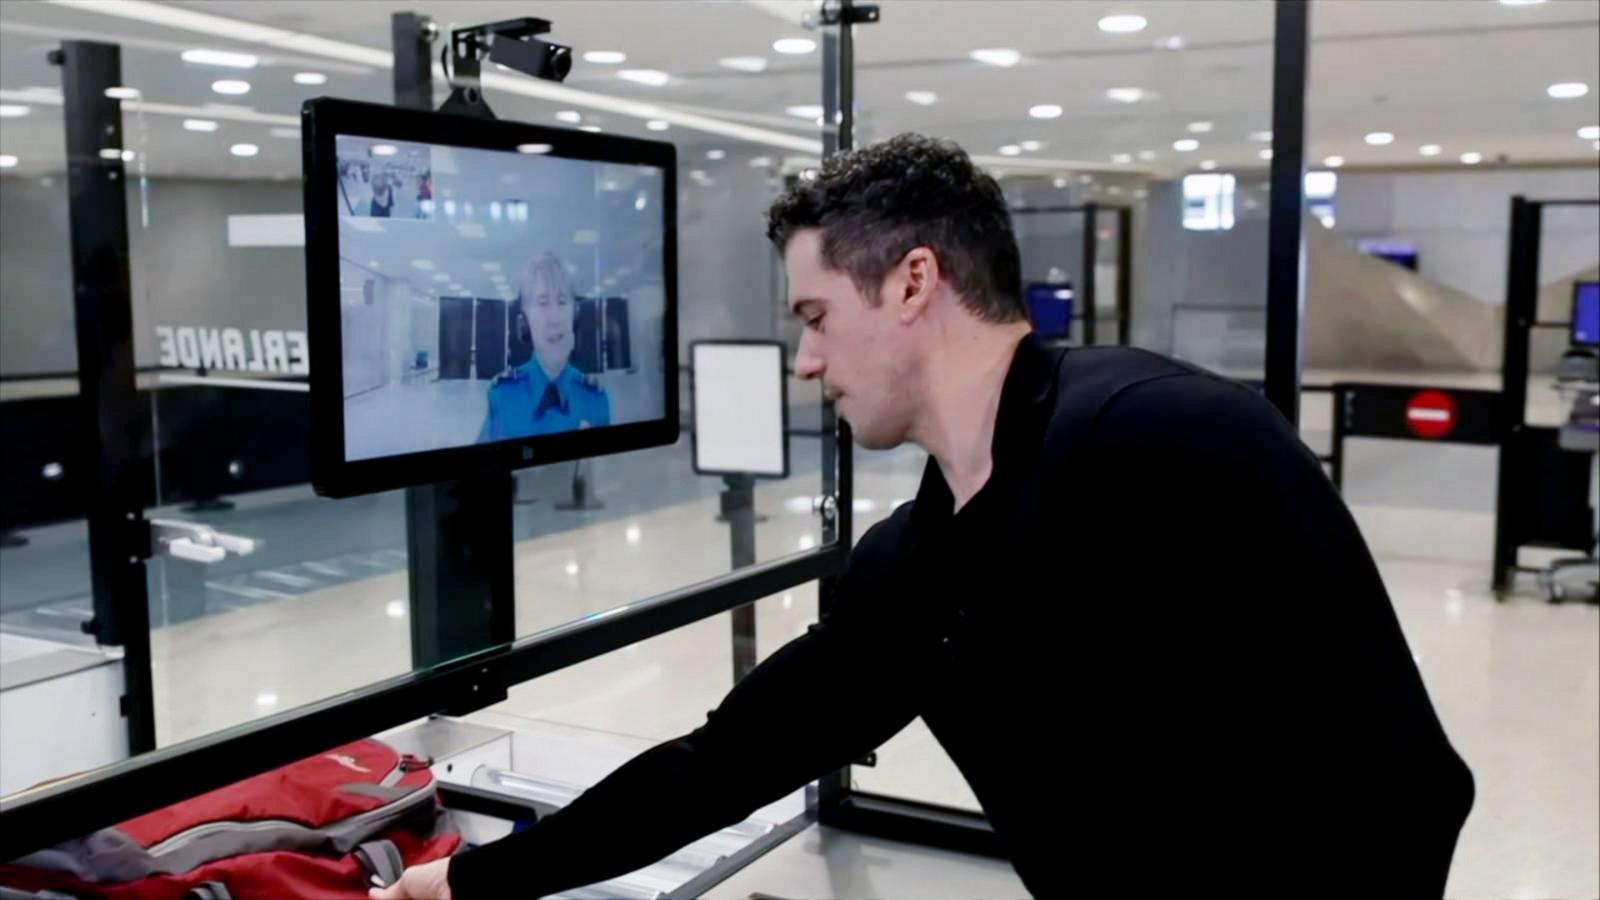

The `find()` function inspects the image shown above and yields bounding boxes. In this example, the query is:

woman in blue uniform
[478,252,610,442]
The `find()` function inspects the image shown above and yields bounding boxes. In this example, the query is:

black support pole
[816,0,869,818]
[392,13,517,681]
[1492,196,1539,593]
[53,40,157,755]
[1264,0,1310,424]
[1080,203,1098,346]
[1115,206,1133,345]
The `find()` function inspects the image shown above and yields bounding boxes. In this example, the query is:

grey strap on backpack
[354,839,405,889]
[183,882,232,900]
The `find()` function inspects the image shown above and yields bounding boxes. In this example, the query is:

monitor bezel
[302,97,680,499]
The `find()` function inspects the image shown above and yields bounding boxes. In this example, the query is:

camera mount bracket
[438,17,572,120]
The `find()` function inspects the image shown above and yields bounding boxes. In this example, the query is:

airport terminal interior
[0,1,1597,897]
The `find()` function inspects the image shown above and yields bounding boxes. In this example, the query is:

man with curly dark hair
[380,134,1474,900]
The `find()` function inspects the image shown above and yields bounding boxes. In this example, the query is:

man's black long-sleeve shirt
[449,336,1474,898]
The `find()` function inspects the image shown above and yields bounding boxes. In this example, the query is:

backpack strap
[354,839,405,889]
[183,882,233,900]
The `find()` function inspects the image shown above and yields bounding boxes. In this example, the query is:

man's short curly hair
[766,133,1026,324]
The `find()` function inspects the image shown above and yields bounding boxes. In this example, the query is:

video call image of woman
[478,252,611,441]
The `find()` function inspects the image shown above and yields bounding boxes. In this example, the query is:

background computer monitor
[302,98,678,498]
[1025,282,1074,340]
[1357,239,1420,271]
[1573,281,1599,348]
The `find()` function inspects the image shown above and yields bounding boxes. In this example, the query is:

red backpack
[0,738,461,899]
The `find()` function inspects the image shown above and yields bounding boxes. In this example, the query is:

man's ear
[896,246,940,324]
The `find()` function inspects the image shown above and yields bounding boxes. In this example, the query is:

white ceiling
[0,0,1597,181]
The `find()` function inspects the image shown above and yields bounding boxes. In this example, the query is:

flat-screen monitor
[302,98,678,498]
[1025,282,1073,340]
[1357,239,1419,271]
[1574,281,1600,348]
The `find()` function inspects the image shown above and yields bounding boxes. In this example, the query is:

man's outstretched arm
[395,570,932,899]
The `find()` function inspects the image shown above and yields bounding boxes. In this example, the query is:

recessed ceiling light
[230,143,259,157]
[785,104,824,119]
[1173,138,1199,152]
[1020,140,1043,151]
[1199,160,1217,170]
[0,155,17,169]
[583,50,626,64]
[999,144,1022,156]
[1137,149,1157,160]
[121,150,135,162]
[1029,104,1062,119]
[1250,130,1273,142]
[270,127,300,139]
[1259,148,1274,160]
[412,259,435,270]
[556,110,582,123]
[773,38,817,55]
[1593,140,1599,151]
[706,149,726,160]
[1098,14,1148,33]
[905,91,938,106]
[617,69,669,87]
[1106,87,1145,103]
[1578,125,1600,140]
[1419,144,1442,156]
[104,86,141,100]
[719,56,768,73]
[99,148,122,161]
[1459,151,1483,164]
[1187,121,1213,133]
[1547,82,1588,99]
[646,120,670,131]
[1111,152,1133,164]
[432,273,450,282]
[182,118,218,132]
[1323,155,1345,167]
[970,48,1022,67]
[1156,35,1186,50]
[372,144,398,157]
[517,143,552,154]
[181,48,257,68]
[0,104,30,117]
[293,72,327,85]
[1364,131,1394,145]
[211,80,251,96]
[579,125,602,133]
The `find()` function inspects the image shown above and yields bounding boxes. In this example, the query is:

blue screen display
[1573,281,1599,347]
[1026,282,1073,339]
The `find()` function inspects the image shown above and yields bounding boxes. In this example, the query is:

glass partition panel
[850,0,1277,812]
[1303,4,1599,898]
[0,0,835,808]
[0,28,131,797]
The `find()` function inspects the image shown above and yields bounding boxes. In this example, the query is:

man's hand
[368,856,452,900]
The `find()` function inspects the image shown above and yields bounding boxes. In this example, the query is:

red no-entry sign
[1405,390,1459,439]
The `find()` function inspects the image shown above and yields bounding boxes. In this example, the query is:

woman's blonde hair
[518,252,573,308]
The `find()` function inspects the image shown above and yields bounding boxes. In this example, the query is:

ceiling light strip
[0,89,299,126]
[48,0,821,153]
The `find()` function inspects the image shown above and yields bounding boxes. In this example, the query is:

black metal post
[1330,384,1347,492]
[392,12,435,111]
[1115,206,1133,345]
[1492,196,1539,593]
[722,475,758,681]
[392,12,517,678]
[1080,202,1098,345]
[815,0,870,818]
[1264,0,1310,424]
[52,40,156,755]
